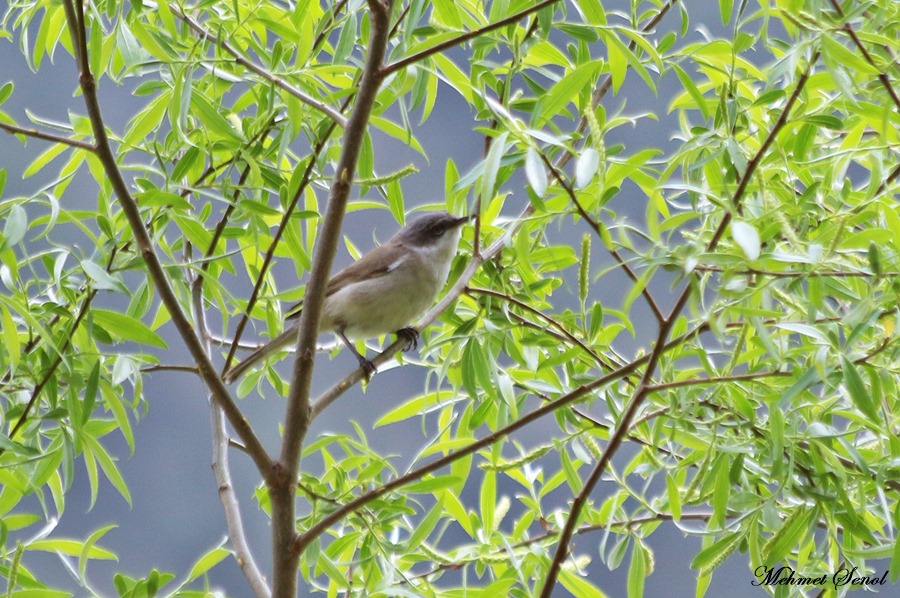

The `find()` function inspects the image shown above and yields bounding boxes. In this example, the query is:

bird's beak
[453,214,472,227]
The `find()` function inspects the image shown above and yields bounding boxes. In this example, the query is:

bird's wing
[285,242,401,319]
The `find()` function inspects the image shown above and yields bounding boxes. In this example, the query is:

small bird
[225,211,468,382]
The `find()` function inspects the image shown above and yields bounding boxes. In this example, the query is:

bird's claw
[396,327,419,352]
[359,359,378,382]
[359,357,377,381]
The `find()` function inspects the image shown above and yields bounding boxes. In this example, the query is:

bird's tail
[224,326,299,383]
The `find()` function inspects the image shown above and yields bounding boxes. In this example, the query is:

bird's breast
[322,251,442,339]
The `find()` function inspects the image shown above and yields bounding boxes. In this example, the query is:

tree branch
[827,0,900,112]
[187,243,270,597]
[693,265,898,278]
[466,285,623,372]
[380,0,562,77]
[173,6,348,127]
[541,153,666,324]
[271,1,396,595]
[59,0,272,475]
[538,54,818,597]
[0,121,96,150]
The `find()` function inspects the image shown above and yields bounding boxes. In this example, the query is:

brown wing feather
[285,241,400,319]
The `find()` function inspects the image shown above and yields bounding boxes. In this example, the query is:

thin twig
[644,370,792,392]
[466,285,622,372]
[174,6,348,127]
[0,121,96,150]
[380,0,561,77]
[541,154,666,324]
[140,364,199,373]
[827,0,900,112]
[693,265,898,278]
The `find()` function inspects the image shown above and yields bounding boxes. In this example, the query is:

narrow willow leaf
[186,546,230,582]
[761,507,811,564]
[538,60,602,123]
[627,541,646,598]
[666,474,681,521]
[92,309,167,348]
[672,64,710,120]
[81,260,128,294]
[691,531,744,575]
[0,303,19,371]
[719,0,732,25]
[191,94,242,143]
[3,204,27,247]
[407,496,444,550]
[576,0,606,25]
[0,82,12,105]
[481,131,509,203]
[575,148,600,188]
[525,147,547,197]
[731,220,760,260]
[840,355,880,421]
[79,525,117,581]
[481,470,496,533]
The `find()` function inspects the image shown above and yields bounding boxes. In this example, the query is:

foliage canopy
[0,0,898,596]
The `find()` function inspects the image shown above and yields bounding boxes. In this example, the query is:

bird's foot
[396,327,419,352]
[356,355,377,381]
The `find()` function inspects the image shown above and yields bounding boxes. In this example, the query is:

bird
[224,211,469,382]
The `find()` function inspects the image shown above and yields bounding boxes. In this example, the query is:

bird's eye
[431,226,445,237]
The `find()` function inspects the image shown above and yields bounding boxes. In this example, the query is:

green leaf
[672,64,711,120]
[173,213,213,250]
[123,92,170,147]
[81,260,128,294]
[627,540,647,598]
[480,131,509,203]
[191,94,242,143]
[374,390,458,426]
[135,189,192,210]
[719,0,732,25]
[186,546,230,582]
[731,220,760,260]
[370,116,426,158]
[79,525,117,581]
[405,475,461,493]
[0,81,12,105]
[28,538,116,559]
[538,60,602,124]
[92,309,167,348]
[81,433,132,505]
[3,204,28,247]
[840,355,879,421]
[666,474,681,521]
[0,302,20,372]
[821,36,879,75]
[560,567,607,597]
[761,507,812,564]
[407,496,443,550]
[480,470,496,533]
[575,148,600,188]
[525,147,547,197]
[576,0,606,25]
